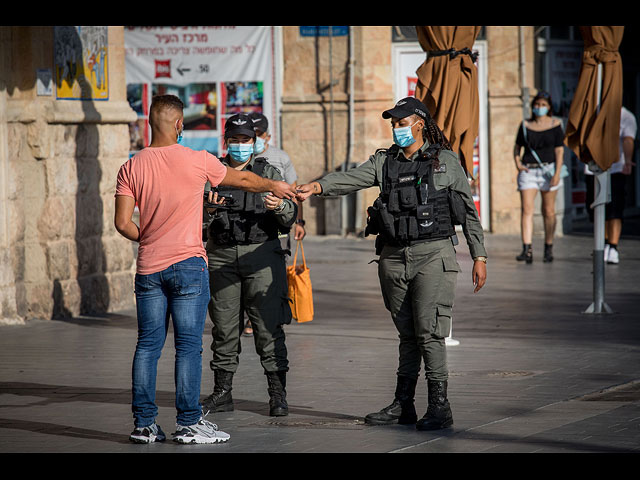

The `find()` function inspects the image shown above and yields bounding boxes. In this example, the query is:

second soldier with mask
[202,113,297,417]
[297,97,487,431]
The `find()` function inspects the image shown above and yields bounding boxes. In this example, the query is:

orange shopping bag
[286,240,314,323]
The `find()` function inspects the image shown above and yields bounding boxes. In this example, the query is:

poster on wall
[54,26,109,101]
[124,26,275,156]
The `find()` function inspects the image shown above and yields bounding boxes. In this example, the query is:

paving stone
[0,233,639,453]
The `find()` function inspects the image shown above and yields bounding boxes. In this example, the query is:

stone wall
[280,26,394,235]
[0,26,137,324]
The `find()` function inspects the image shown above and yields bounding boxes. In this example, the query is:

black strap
[428,47,478,63]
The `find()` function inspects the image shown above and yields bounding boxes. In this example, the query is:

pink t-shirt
[115,144,227,275]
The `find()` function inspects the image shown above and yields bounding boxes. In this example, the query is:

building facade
[2,25,637,324]
[1,26,136,324]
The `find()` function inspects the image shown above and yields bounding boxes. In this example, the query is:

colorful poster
[54,26,109,100]
[124,26,275,156]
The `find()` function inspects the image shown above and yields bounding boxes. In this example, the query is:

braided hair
[418,111,469,176]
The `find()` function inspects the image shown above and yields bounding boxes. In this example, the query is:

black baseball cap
[382,97,430,121]
[248,112,269,133]
[224,113,256,139]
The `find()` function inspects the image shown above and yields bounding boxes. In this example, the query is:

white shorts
[517,168,563,192]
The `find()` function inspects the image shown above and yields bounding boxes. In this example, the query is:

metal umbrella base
[584,168,613,315]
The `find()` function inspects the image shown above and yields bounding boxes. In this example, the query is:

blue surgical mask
[533,106,549,117]
[393,122,418,148]
[227,143,254,163]
[254,136,266,155]
[175,121,183,144]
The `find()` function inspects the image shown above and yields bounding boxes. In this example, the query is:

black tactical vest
[207,157,290,246]
[365,144,455,247]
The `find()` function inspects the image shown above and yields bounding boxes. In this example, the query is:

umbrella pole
[584,62,613,314]
[585,166,613,314]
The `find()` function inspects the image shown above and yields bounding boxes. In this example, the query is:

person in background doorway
[243,112,305,337]
[585,106,637,264]
[513,91,566,263]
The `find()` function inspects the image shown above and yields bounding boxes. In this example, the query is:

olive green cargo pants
[378,238,459,382]
[206,239,291,374]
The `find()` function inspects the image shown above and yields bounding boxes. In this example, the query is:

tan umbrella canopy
[414,26,481,175]
[565,26,624,170]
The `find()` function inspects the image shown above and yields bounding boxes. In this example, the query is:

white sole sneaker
[173,418,230,444]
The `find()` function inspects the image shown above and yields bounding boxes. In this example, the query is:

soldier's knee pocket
[433,304,453,339]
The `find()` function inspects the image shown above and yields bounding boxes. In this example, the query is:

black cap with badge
[248,112,269,133]
[382,97,430,121]
[224,113,257,139]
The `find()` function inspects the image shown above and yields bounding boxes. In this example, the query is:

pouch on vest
[398,186,418,209]
[379,202,396,239]
[365,205,380,236]
[211,211,230,231]
[407,216,419,240]
[448,190,467,226]
[416,204,435,235]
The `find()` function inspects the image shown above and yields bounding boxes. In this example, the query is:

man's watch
[295,219,306,226]
[474,256,487,263]
[274,201,286,213]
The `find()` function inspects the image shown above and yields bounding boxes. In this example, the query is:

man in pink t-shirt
[115,94,295,445]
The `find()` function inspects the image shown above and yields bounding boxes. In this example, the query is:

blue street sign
[299,26,349,37]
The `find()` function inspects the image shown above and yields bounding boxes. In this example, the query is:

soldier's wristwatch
[474,256,487,263]
[295,219,306,226]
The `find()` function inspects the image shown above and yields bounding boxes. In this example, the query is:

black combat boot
[516,243,533,264]
[416,380,453,431]
[364,375,418,425]
[266,371,288,417]
[201,369,234,416]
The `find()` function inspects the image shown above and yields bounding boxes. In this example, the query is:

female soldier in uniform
[296,97,487,430]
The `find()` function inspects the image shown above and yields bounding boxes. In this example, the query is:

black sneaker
[129,423,166,443]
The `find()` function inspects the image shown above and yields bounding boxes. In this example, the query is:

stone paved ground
[1,232,639,453]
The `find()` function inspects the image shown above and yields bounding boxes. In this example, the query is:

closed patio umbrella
[414,26,481,175]
[564,26,624,314]
[565,26,624,170]
[414,27,481,346]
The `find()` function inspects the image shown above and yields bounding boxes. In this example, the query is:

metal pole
[341,26,356,236]
[519,26,530,120]
[585,62,613,314]
[329,26,334,174]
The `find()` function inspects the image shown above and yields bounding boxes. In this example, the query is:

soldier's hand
[206,191,225,213]
[270,180,296,200]
[472,260,486,293]
[296,182,321,202]
[264,193,283,211]
[294,223,306,240]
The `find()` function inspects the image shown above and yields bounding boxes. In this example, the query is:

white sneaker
[607,247,619,264]
[604,244,610,262]
[173,418,230,444]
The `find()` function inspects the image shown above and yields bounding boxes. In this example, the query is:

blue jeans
[132,256,209,428]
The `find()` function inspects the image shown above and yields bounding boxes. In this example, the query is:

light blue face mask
[533,106,549,118]
[254,136,266,155]
[175,121,183,144]
[227,143,254,163]
[393,122,418,148]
